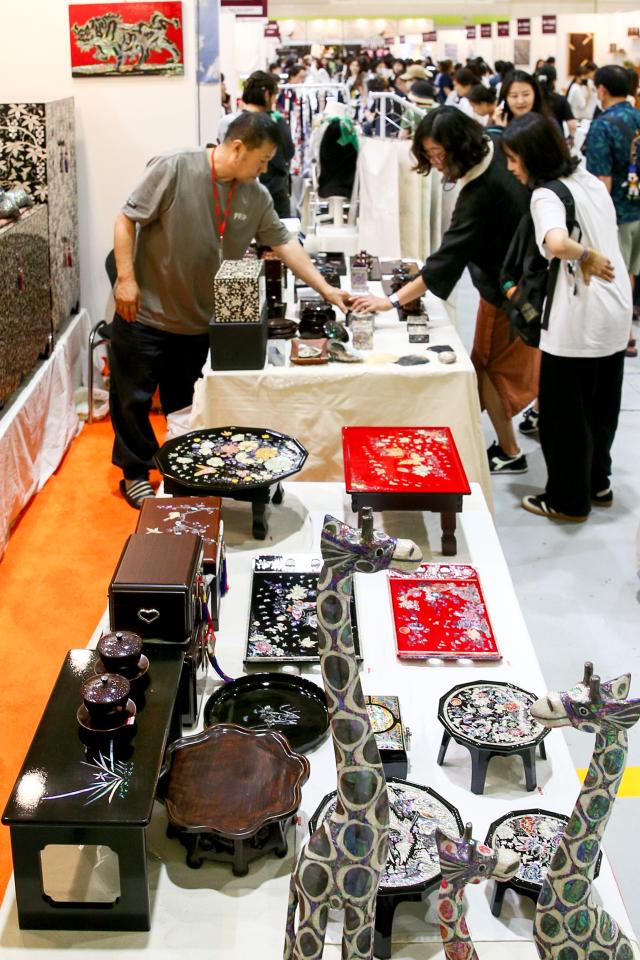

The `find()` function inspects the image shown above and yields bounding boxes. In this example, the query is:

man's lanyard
[211,147,236,246]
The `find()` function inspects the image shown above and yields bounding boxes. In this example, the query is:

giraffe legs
[342,902,376,960]
[292,899,329,960]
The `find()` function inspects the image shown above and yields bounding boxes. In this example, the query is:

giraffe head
[320,511,422,575]
[530,662,640,734]
[436,823,520,887]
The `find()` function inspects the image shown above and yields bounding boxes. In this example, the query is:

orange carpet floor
[0,414,164,898]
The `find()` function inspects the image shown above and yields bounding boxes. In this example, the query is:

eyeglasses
[425,148,446,161]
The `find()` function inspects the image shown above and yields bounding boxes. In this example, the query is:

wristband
[389,292,401,308]
[579,246,590,263]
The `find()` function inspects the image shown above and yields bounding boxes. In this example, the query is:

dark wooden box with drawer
[136,497,224,627]
[109,532,203,644]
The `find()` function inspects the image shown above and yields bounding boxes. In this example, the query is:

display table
[0,482,636,957]
[190,295,493,510]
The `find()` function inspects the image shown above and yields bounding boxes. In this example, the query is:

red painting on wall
[68,3,184,76]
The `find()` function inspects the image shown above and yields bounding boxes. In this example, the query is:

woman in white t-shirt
[502,112,630,522]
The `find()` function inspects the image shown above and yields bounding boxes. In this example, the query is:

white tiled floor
[457,275,640,938]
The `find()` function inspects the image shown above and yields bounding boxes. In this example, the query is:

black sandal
[119,478,154,510]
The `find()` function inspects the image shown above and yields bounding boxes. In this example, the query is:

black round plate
[203,673,329,752]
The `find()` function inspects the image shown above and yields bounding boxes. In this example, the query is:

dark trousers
[271,189,291,220]
[109,314,209,480]
[538,349,625,516]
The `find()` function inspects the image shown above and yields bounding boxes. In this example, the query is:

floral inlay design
[440,682,545,748]
[313,781,462,890]
[343,426,470,495]
[246,569,360,663]
[389,564,500,660]
[488,812,571,889]
[157,428,307,491]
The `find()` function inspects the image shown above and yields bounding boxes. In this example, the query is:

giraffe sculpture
[284,510,422,960]
[529,662,640,960]
[436,823,520,960]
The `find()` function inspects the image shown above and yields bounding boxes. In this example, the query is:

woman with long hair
[350,106,538,473]
[502,113,629,520]
[495,69,549,126]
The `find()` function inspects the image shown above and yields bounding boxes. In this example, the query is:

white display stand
[0,310,90,559]
[1,482,636,958]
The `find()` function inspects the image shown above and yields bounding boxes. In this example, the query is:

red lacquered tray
[389,563,500,661]
[342,427,471,495]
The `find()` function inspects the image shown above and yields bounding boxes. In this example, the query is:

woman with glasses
[351,106,538,474]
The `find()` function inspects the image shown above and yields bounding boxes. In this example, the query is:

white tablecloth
[0,311,89,559]
[190,293,492,510]
[1,482,635,957]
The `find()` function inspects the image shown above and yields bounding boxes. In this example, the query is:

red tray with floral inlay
[342,427,471,496]
[389,563,500,660]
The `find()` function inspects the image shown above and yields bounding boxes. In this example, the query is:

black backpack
[500,181,579,347]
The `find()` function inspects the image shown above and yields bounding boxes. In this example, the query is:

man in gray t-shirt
[111,112,349,508]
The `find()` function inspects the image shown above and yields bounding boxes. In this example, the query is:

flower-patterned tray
[342,426,470,496]
[245,555,361,664]
[155,427,307,493]
[389,564,500,661]
[438,680,548,751]
[485,808,602,894]
[310,779,463,892]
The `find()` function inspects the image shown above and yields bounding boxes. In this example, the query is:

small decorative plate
[438,680,548,752]
[203,673,329,753]
[310,779,462,892]
[76,699,137,734]
[485,808,602,893]
[155,427,307,492]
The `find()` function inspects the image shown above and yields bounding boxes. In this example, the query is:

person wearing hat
[398,80,437,136]
[399,63,429,84]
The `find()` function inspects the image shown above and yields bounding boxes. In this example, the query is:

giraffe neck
[547,725,628,895]
[437,881,479,960]
[318,561,385,821]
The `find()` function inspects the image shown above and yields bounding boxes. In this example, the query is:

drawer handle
[137,607,160,625]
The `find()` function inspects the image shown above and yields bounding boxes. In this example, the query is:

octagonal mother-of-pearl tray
[438,680,548,750]
[310,779,463,891]
[485,808,602,892]
[155,427,307,492]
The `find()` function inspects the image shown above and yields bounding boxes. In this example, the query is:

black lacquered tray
[155,427,307,493]
[438,680,548,753]
[203,673,329,752]
[245,556,361,664]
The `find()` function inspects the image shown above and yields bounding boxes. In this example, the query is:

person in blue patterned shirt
[586,64,640,356]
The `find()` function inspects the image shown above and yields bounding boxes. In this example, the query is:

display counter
[1,482,636,958]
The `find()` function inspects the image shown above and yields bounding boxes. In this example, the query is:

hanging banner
[466,25,477,40]
[221,0,265,13]
[423,31,437,42]
[517,18,530,36]
[197,0,220,83]
[480,24,492,39]
[497,21,509,37]
[264,19,279,37]
[398,35,406,43]
[542,15,557,35]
